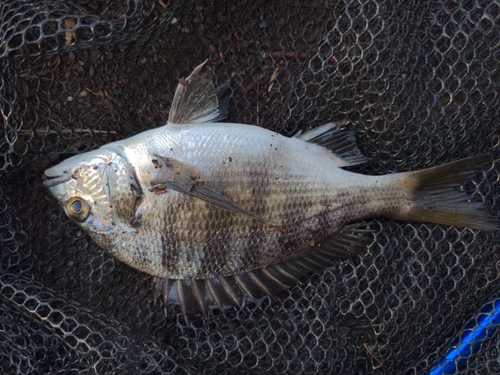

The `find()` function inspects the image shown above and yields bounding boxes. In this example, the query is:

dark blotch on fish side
[270,224,287,233]
[149,186,167,195]
[152,159,162,168]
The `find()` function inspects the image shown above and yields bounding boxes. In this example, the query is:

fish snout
[43,167,73,188]
[42,165,76,188]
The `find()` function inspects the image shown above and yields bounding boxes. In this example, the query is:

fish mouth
[43,169,72,188]
[43,154,85,188]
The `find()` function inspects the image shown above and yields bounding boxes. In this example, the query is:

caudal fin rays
[391,155,498,231]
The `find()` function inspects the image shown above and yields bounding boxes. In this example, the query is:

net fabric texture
[1,0,500,374]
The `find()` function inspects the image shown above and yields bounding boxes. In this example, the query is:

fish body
[44,62,497,316]
[46,122,389,277]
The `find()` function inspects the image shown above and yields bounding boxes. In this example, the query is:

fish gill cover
[1,0,500,374]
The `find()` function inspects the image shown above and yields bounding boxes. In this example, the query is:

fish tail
[389,155,498,231]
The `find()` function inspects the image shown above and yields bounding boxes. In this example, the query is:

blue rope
[423,293,500,375]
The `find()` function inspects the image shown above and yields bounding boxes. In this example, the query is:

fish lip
[42,171,72,188]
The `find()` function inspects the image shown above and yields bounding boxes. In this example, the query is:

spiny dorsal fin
[155,224,372,322]
[168,60,227,125]
[296,121,367,167]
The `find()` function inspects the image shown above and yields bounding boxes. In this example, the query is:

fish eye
[71,200,83,212]
[66,197,91,222]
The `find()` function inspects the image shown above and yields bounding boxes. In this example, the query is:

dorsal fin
[296,121,367,167]
[168,60,227,125]
[155,224,372,322]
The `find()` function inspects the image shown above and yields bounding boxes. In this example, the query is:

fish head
[43,149,141,251]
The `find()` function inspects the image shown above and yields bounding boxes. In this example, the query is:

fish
[43,62,498,319]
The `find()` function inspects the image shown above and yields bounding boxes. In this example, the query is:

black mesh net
[1,0,500,374]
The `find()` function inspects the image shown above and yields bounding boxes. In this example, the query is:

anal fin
[217,276,244,308]
[247,269,284,296]
[234,273,266,302]
[205,277,238,309]
[191,279,210,318]
[156,224,372,322]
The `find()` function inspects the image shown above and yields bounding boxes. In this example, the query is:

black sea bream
[43,62,498,318]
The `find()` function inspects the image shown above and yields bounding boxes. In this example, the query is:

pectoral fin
[149,156,266,223]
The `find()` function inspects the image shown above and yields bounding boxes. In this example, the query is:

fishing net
[1,0,499,373]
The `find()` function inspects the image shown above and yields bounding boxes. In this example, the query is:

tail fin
[391,155,498,231]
